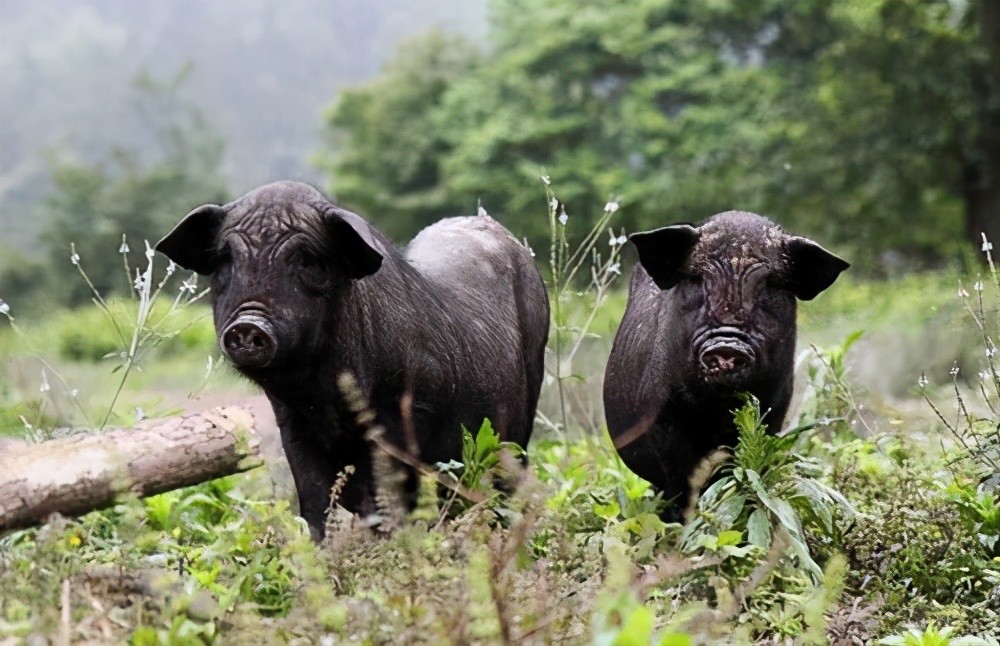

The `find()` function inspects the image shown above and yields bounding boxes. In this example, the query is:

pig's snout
[700,344,751,374]
[696,328,755,379]
[222,314,276,368]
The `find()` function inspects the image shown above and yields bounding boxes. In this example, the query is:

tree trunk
[965,0,1000,252]
[0,406,262,531]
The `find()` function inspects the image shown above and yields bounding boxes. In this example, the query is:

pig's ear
[785,236,849,300]
[630,224,700,290]
[320,203,384,279]
[155,204,227,275]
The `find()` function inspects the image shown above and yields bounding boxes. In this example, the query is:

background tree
[31,69,229,307]
[322,0,998,272]
[315,32,477,239]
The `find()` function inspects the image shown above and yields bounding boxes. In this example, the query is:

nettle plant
[680,396,854,583]
[0,235,214,435]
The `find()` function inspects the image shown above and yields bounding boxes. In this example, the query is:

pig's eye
[294,252,330,293]
[213,248,233,289]
[676,275,704,310]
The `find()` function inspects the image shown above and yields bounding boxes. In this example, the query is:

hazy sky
[0,0,487,246]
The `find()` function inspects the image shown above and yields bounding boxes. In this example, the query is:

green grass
[4,270,1000,642]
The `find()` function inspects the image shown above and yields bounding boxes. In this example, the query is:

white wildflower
[983,236,993,252]
[958,287,969,298]
[144,240,155,260]
[541,175,551,186]
[988,346,998,358]
[477,204,489,218]
[980,370,991,382]
[135,407,146,423]
[606,263,621,276]
[165,260,177,276]
[558,211,568,226]
[133,272,146,292]
[522,237,536,258]
[180,277,198,294]
[604,201,620,215]
[0,299,9,315]
[549,196,559,213]
[70,389,79,398]
[917,373,929,388]
[70,252,80,265]
[975,281,984,292]
[119,238,130,254]
[949,365,960,377]
[39,369,50,393]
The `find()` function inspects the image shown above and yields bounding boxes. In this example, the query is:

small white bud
[604,201,619,214]
[917,373,929,388]
[0,299,9,315]
[558,212,568,226]
[39,370,50,393]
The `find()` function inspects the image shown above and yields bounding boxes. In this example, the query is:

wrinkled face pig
[603,211,848,521]
[156,182,382,384]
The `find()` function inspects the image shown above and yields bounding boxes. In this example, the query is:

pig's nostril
[222,320,276,368]
[700,346,751,374]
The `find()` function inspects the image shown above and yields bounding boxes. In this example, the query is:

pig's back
[404,215,549,445]
[405,215,539,313]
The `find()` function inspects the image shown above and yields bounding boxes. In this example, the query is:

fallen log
[0,406,263,531]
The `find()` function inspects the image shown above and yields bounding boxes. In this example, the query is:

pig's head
[155,181,383,380]
[631,211,848,391]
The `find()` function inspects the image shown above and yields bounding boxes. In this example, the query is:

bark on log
[0,406,263,531]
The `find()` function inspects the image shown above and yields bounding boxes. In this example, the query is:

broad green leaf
[716,530,743,547]
[613,605,655,646]
[659,632,694,646]
[747,508,772,548]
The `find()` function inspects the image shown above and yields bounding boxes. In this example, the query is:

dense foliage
[323,0,999,271]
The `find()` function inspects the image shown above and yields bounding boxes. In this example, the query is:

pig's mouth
[695,328,756,382]
[220,305,278,370]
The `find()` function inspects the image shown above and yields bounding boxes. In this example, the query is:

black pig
[603,211,848,521]
[156,181,549,538]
